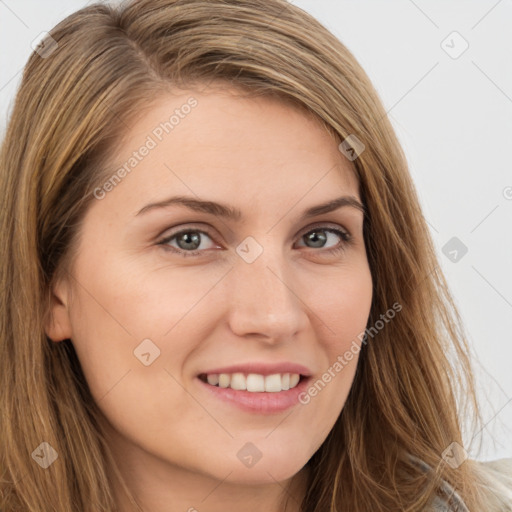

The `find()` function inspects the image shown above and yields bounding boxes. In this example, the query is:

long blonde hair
[0,0,507,510]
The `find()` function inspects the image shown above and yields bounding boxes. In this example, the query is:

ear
[45,275,73,343]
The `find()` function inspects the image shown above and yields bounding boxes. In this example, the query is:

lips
[196,371,312,414]
[195,361,313,413]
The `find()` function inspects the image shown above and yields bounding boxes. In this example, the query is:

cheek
[292,262,372,426]
[65,259,212,457]
[87,254,226,337]
[316,262,373,350]
[66,251,226,402]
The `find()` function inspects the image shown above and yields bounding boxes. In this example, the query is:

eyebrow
[135,194,366,220]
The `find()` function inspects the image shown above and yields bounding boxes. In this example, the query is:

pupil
[307,230,326,248]
[178,232,201,250]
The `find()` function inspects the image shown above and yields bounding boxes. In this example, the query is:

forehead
[98,87,360,216]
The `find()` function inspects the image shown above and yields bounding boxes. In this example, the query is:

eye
[157,227,218,257]
[295,225,352,256]
[157,223,353,258]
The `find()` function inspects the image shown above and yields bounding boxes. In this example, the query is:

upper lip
[198,362,312,377]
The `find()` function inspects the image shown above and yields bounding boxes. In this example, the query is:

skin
[45,84,373,512]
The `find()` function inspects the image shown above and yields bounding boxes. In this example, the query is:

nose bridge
[226,238,306,339]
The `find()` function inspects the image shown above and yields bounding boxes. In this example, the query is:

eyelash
[156,224,353,259]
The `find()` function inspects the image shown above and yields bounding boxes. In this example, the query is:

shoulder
[479,456,512,477]
[433,456,512,512]
[406,454,512,511]
[472,457,512,511]
[407,453,469,511]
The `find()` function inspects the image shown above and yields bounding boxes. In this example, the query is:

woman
[0,0,510,510]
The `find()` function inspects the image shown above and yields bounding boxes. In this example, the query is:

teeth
[207,374,219,386]
[230,372,246,390]
[247,373,265,392]
[218,373,230,388]
[281,373,290,390]
[203,372,302,392]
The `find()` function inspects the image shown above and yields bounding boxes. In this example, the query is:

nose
[225,246,309,342]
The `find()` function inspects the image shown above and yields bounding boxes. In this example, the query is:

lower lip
[196,376,312,414]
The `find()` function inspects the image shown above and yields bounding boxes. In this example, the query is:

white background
[1,0,511,461]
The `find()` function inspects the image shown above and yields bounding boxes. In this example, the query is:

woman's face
[46,85,373,495]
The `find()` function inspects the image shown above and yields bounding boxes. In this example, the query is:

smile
[196,373,312,414]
